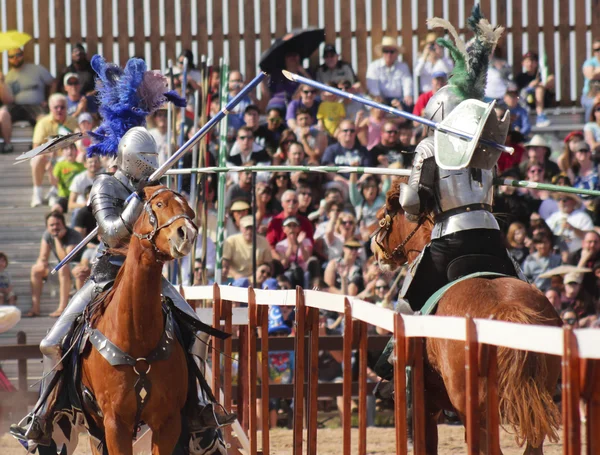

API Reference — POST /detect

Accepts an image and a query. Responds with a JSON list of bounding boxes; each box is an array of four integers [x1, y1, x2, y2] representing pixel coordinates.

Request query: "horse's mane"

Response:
[[385, 177, 434, 232]]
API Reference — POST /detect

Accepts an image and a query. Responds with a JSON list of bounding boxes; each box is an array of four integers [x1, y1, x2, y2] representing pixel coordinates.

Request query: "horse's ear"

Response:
[[140, 182, 162, 201]]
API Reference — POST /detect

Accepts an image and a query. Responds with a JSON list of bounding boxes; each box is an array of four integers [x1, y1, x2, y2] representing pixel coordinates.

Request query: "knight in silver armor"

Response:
[[12, 127, 231, 445], [393, 8, 522, 312]]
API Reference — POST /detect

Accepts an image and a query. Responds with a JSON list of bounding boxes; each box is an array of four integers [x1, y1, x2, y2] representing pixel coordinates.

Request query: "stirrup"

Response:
[[191, 403, 237, 430], [10, 414, 52, 447]]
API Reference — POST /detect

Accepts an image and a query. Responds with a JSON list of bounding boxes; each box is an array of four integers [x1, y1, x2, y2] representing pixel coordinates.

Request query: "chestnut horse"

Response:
[[372, 179, 562, 455], [81, 185, 198, 455]]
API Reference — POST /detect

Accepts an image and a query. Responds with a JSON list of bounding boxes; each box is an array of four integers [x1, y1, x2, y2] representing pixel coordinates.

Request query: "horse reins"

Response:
[[132, 188, 197, 257], [371, 208, 425, 260]]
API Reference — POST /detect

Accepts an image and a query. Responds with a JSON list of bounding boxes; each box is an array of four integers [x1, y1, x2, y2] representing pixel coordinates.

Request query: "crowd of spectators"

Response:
[[4, 34, 600, 425]]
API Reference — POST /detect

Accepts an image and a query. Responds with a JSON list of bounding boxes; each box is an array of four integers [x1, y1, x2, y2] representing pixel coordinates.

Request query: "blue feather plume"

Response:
[[87, 55, 186, 158]]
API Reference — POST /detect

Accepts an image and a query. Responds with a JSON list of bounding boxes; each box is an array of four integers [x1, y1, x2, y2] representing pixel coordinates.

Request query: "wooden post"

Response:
[[247, 288, 258, 455], [17, 331, 27, 391], [259, 305, 270, 455], [357, 320, 368, 455], [412, 337, 426, 455], [237, 325, 248, 430], [306, 306, 320, 455], [212, 284, 222, 394], [342, 298, 353, 455], [393, 314, 408, 455], [465, 316, 479, 454], [562, 327, 581, 455], [222, 299, 234, 448], [480, 344, 500, 455], [292, 287, 306, 455]]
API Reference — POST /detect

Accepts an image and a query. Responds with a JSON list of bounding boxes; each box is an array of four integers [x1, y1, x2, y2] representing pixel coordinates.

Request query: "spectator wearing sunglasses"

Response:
[[370, 120, 409, 168], [63, 72, 95, 118], [322, 120, 372, 180], [337, 79, 368, 123], [366, 37, 413, 110], [254, 107, 287, 155], [285, 84, 320, 130], [227, 126, 271, 182], [5, 47, 54, 126], [518, 135, 560, 181]]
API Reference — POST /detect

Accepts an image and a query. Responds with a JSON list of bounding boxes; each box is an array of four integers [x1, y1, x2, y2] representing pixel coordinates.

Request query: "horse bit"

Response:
[[371, 208, 424, 261], [132, 187, 197, 257]]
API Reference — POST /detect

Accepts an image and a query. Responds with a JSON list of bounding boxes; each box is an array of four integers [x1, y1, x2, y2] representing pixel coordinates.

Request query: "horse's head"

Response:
[[132, 186, 198, 260], [370, 178, 433, 272]]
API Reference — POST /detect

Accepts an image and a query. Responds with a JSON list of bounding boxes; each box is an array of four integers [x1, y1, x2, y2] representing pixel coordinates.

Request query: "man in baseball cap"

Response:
[[514, 50, 556, 127], [315, 44, 357, 86]]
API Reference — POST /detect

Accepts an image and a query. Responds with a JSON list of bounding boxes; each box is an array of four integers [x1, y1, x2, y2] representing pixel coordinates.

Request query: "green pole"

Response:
[[214, 59, 229, 285], [494, 179, 600, 198]]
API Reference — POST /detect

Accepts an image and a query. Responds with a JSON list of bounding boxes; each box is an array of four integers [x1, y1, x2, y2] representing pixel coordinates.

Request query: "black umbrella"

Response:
[[259, 27, 325, 73]]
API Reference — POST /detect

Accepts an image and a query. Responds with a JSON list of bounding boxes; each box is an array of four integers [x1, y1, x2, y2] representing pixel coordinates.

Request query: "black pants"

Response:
[[405, 229, 516, 311]]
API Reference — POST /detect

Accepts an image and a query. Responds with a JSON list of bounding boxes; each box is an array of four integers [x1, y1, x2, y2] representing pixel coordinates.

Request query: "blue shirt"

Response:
[[321, 142, 373, 176], [583, 56, 600, 96], [285, 99, 320, 127], [510, 104, 531, 136]]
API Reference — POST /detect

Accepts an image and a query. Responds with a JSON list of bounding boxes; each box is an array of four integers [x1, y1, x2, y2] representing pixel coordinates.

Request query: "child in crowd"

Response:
[[0, 252, 16, 305], [317, 83, 346, 137]]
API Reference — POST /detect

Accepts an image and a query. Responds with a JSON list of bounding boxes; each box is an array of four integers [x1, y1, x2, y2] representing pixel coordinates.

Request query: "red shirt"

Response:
[[413, 91, 435, 117], [266, 211, 314, 247], [497, 142, 525, 174]]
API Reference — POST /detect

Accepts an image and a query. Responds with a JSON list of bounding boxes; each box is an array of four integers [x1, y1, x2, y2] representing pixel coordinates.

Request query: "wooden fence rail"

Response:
[[1, 0, 597, 105]]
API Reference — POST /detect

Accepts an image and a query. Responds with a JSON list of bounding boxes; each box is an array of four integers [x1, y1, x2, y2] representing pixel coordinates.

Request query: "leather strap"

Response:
[[433, 203, 492, 224]]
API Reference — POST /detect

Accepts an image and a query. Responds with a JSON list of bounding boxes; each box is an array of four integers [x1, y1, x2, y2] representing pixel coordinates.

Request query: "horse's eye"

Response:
[[156, 202, 163, 208]]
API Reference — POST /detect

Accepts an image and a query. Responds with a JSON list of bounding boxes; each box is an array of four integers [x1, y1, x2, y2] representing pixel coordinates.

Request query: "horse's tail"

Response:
[[493, 304, 561, 447]]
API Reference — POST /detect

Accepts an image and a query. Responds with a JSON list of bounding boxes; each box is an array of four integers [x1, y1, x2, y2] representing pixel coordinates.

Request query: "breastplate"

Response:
[[431, 167, 499, 239]]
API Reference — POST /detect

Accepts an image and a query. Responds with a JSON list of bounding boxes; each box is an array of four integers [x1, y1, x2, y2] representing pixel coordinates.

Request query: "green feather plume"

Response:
[[428, 4, 504, 102]]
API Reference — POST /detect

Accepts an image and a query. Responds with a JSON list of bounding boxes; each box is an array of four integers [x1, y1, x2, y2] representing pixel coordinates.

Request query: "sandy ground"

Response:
[[0, 425, 581, 454]]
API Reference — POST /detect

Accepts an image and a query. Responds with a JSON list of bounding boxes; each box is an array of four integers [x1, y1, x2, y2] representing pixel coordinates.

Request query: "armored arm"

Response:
[[399, 137, 436, 222], [89, 175, 145, 248]]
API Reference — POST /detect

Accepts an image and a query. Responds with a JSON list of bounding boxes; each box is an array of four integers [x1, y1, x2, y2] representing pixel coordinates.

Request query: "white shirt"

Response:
[[366, 59, 413, 100], [413, 56, 454, 94], [484, 66, 508, 99], [149, 128, 169, 166], [546, 209, 594, 253], [68, 171, 96, 205]]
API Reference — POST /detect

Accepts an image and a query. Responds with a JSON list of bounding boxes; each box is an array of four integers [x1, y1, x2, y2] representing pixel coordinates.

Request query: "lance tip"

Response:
[[282, 70, 295, 81]]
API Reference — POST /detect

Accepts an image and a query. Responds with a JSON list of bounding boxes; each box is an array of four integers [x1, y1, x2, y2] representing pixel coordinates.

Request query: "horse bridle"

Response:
[[370, 208, 425, 261], [132, 187, 197, 253]]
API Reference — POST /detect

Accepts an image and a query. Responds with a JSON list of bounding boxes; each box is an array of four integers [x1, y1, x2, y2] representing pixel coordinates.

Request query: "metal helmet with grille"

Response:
[[116, 127, 159, 182], [422, 85, 463, 129]]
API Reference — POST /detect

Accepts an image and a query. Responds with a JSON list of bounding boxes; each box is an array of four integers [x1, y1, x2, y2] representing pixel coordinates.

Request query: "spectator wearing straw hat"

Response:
[[366, 37, 413, 110], [518, 134, 560, 180], [546, 193, 594, 254], [222, 215, 272, 280]]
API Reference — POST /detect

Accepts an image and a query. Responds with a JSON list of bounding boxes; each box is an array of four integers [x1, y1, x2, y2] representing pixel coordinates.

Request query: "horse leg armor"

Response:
[[161, 278, 237, 429], [10, 280, 97, 446]]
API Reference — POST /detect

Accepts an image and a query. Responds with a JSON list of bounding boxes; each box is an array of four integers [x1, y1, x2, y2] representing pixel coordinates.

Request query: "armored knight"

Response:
[[397, 7, 521, 311], [11, 57, 234, 448]]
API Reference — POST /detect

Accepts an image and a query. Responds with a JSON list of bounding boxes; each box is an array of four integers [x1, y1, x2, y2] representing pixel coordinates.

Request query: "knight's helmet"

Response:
[[116, 127, 158, 182], [422, 85, 463, 135]]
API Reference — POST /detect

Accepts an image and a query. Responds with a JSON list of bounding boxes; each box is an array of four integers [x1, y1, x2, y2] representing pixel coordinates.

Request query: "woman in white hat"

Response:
[[365, 36, 413, 110]]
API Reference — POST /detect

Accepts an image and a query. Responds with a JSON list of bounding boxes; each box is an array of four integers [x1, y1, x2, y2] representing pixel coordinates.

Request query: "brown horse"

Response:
[[371, 179, 562, 455], [81, 185, 198, 455]]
